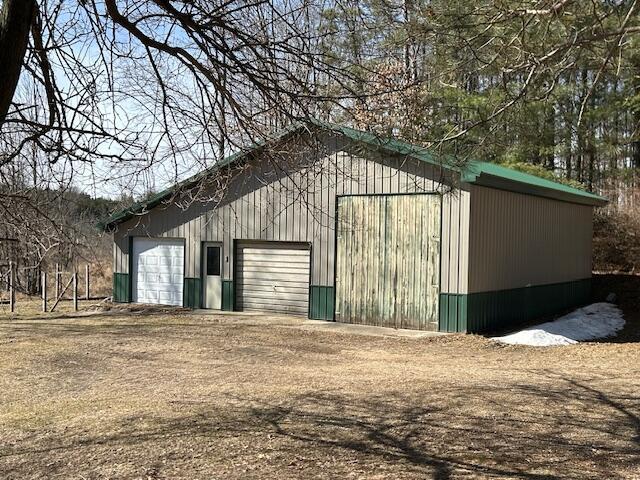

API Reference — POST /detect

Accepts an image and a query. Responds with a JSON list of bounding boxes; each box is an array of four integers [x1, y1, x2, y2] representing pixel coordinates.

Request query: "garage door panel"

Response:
[[237, 273, 309, 284], [158, 290, 179, 303], [236, 242, 310, 316], [137, 266, 184, 276], [242, 261, 309, 273], [237, 282, 308, 293], [238, 276, 309, 284], [239, 295, 308, 304], [132, 238, 184, 307], [238, 291, 309, 302], [237, 249, 310, 257], [240, 266, 307, 281], [239, 300, 309, 312], [239, 257, 311, 264]]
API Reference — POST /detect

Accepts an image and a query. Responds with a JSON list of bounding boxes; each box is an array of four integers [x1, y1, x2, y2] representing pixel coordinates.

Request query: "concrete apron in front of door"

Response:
[[191, 310, 446, 338]]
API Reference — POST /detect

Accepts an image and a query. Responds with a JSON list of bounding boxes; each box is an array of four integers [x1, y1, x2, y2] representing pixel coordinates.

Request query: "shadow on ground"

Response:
[[1, 376, 638, 479]]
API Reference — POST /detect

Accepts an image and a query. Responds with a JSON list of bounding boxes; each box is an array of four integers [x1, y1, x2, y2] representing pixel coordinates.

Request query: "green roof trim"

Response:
[[99, 119, 607, 230], [313, 120, 606, 206], [460, 160, 607, 206]]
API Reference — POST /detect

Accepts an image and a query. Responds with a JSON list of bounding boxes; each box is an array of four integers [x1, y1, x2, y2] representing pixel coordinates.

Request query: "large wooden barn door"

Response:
[[335, 194, 441, 330]]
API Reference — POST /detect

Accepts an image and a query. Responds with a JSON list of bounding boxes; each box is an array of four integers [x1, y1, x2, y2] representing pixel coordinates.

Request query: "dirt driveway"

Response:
[[0, 302, 639, 479]]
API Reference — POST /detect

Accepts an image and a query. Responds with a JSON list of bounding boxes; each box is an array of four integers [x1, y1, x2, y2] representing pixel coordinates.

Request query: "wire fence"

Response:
[[0, 263, 98, 314]]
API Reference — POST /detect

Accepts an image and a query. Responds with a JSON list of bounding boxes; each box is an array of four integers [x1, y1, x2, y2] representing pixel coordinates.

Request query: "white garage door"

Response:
[[236, 242, 310, 316], [132, 238, 184, 306]]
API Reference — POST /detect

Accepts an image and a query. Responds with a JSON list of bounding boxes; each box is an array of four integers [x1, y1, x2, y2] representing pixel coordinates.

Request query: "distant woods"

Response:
[[325, 0, 640, 271], [0, 179, 121, 294], [321, 1, 640, 206]]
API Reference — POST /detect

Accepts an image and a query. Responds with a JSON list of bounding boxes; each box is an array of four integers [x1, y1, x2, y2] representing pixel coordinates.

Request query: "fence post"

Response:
[[55, 263, 60, 299], [73, 272, 78, 311], [42, 271, 47, 312], [85, 264, 90, 300], [9, 261, 14, 313]]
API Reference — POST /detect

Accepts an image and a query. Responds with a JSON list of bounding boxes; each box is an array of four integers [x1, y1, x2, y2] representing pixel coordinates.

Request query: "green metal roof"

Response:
[[99, 119, 607, 230]]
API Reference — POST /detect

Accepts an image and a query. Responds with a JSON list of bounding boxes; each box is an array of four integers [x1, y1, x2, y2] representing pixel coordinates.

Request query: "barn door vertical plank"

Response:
[[361, 196, 368, 324], [341, 197, 350, 324], [422, 196, 431, 328], [421, 196, 431, 329], [383, 195, 393, 327], [353, 196, 363, 324], [408, 196, 418, 329], [424, 195, 433, 329], [365, 196, 374, 324], [349, 196, 358, 324], [425, 196, 434, 327], [344, 197, 353, 324], [381, 196, 390, 327], [397, 196, 405, 328], [336, 197, 348, 323], [403, 196, 411, 328], [429, 196, 442, 328], [389, 195, 399, 329], [415, 196, 426, 329], [374, 196, 383, 326], [396, 196, 405, 328], [408, 195, 416, 328]]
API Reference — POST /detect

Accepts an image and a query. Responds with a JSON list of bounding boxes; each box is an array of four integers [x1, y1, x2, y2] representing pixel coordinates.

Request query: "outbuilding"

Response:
[[101, 120, 607, 333]]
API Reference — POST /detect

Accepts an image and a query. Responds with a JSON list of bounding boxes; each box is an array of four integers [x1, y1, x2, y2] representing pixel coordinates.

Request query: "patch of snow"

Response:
[[491, 303, 625, 347]]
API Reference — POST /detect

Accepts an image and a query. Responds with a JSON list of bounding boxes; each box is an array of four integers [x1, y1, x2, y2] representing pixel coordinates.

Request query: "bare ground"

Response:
[[1, 289, 639, 479]]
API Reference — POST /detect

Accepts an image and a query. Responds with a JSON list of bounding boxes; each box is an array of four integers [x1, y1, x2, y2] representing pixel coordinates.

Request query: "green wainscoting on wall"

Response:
[[439, 278, 592, 333], [438, 294, 468, 333], [222, 280, 234, 311], [466, 278, 591, 333], [113, 273, 130, 303], [309, 286, 335, 320], [183, 278, 202, 309]]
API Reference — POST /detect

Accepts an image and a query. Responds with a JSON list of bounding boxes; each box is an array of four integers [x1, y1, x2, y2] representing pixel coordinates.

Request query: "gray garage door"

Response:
[[236, 242, 310, 316]]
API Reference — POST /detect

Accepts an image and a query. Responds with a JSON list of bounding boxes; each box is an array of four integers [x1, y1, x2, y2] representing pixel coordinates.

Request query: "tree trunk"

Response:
[[564, 105, 573, 179], [576, 68, 589, 183], [0, 0, 35, 129], [544, 102, 555, 170], [632, 53, 640, 168], [587, 93, 597, 190], [563, 74, 573, 179]]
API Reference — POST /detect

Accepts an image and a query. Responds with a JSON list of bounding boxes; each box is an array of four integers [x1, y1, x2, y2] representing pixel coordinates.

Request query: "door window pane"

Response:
[[207, 246, 220, 276]]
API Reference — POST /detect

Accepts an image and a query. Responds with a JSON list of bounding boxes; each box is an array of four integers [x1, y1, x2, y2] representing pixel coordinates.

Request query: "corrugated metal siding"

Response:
[[112, 133, 470, 295], [467, 185, 593, 293]]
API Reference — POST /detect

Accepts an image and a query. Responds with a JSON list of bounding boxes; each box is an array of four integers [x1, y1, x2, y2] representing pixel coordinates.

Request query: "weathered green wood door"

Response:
[[335, 194, 441, 330]]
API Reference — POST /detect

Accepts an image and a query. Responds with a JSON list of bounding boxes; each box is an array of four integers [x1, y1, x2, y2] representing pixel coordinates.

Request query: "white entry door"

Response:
[[203, 243, 222, 309], [132, 238, 184, 306]]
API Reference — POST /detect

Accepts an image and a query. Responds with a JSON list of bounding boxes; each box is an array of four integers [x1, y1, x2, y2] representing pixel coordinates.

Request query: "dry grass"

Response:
[[0, 296, 639, 479]]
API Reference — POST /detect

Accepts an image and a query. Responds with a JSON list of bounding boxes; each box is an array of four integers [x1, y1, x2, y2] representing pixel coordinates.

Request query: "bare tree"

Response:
[[0, 0, 378, 273], [2, 0, 639, 276]]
